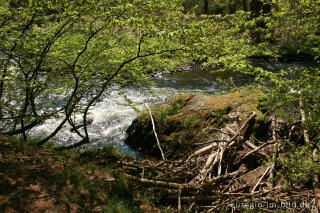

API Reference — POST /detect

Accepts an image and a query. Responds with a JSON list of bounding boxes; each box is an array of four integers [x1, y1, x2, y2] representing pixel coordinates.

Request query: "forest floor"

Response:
[[0, 135, 163, 213]]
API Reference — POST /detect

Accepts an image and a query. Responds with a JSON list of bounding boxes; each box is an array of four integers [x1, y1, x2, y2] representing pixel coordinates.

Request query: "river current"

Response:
[[29, 61, 313, 157]]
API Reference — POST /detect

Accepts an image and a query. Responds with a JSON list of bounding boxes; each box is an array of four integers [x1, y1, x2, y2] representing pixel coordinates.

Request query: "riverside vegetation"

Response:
[[0, 0, 319, 212]]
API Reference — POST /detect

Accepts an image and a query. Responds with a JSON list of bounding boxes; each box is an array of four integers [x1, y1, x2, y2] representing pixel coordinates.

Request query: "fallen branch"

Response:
[[124, 169, 241, 190], [227, 112, 257, 148], [145, 103, 166, 161], [187, 143, 218, 162], [241, 141, 275, 160], [178, 186, 182, 213], [251, 165, 271, 193]]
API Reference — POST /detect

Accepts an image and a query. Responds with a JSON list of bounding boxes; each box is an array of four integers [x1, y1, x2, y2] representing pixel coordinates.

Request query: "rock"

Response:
[[125, 91, 267, 160]]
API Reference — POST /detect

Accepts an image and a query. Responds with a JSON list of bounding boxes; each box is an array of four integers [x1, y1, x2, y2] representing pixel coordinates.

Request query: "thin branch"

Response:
[[145, 103, 166, 161], [251, 165, 271, 193], [241, 141, 275, 160]]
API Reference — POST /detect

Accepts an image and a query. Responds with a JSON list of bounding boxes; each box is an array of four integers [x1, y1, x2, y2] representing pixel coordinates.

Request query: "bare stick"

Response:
[[244, 140, 257, 150], [145, 103, 165, 161], [178, 186, 182, 213], [241, 141, 275, 160], [269, 116, 278, 184], [187, 143, 218, 162], [251, 165, 271, 193], [299, 98, 310, 144], [227, 112, 257, 148], [217, 144, 226, 176], [192, 152, 218, 183], [288, 125, 296, 140], [124, 169, 240, 190]]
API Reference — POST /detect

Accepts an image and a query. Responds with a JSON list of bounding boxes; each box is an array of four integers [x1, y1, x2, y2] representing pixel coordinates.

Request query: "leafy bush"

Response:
[[277, 141, 320, 185]]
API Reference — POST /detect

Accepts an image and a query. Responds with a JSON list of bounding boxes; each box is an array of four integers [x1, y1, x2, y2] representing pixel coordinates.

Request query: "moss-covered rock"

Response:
[[125, 90, 268, 160]]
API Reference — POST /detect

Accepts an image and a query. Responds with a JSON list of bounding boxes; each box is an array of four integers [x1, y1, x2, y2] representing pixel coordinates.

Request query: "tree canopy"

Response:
[[0, 0, 187, 145]]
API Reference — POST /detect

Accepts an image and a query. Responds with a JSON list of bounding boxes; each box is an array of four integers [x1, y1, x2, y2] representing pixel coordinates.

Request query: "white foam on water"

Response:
[[21, 62, 316, 157], [29, 85, 178, 157]]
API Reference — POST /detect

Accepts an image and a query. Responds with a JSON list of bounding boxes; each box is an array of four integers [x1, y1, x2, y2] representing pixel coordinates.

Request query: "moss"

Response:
[[126, 89, 271, 160], [151, 93, 194, 121], [203, 91, 244, 111], [182, 115, 199, 128]]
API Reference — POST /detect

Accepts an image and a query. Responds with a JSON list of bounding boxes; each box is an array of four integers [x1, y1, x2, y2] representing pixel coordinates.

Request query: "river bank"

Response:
[[2, 88, 318, 212]]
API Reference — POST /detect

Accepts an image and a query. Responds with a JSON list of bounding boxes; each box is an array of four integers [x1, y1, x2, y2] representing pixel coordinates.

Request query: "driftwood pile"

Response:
[[118, 111, 318, 212]]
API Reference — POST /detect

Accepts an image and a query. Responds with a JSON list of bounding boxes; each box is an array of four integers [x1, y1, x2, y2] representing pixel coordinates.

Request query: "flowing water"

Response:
[[29, 61, 313, 157]]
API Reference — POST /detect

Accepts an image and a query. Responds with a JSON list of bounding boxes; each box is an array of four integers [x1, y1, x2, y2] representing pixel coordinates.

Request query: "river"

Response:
[[29, 61, 314, 157]]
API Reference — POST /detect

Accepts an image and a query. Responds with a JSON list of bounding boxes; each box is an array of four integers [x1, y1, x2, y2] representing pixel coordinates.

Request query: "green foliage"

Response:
[[175, 0, 320, 187], [0, 0, 187, 142], [261, 66, 320, 186], [263, 67, 320, 140], [276, 140, 320, 185], [266, 0, 320, 58]]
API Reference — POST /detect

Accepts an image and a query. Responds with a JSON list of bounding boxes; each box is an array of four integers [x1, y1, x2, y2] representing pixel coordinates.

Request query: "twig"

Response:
[[145, 103, 165, 161], [288, 125, 296, 140], [244, 140, 257, 150], [218, 143, 226, 176], [269, 116, 278, 184], [178, 185, 182, 213], [241, 141, 275, 160], [227, 112, 257, 147], [188, 202, 195, 212], [251, 165, 271, 193], [226, 126, 237, 136]]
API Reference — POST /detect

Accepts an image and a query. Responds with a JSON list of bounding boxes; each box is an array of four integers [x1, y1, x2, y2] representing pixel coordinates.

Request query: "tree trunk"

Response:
[[229, 1, 235, 14], [250, 0, 262, 17], [204, 0, 209, 14], [243, 0, 247, 11]]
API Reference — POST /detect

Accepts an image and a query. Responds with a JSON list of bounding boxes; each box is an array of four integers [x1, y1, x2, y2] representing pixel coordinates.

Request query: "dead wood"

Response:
[[145, 103, 166, 161], [241, 141, 274, 160], [227, 112, 257, 147], [121, 109, 316, 212]]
